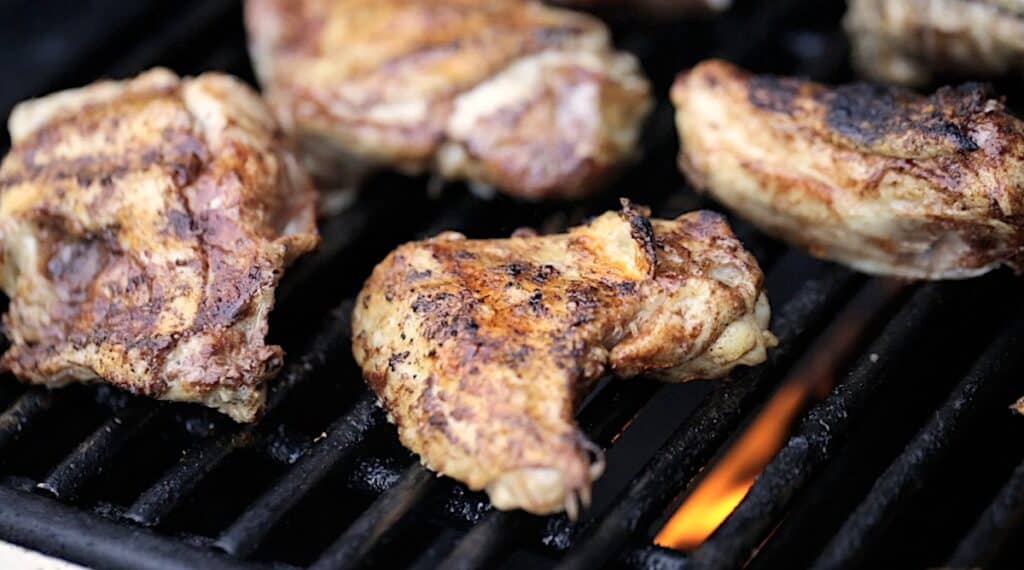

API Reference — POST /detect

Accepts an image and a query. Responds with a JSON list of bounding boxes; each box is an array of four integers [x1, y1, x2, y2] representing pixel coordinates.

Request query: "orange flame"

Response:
[[653, 379, 810, 550], [654, 279, 904, 552]]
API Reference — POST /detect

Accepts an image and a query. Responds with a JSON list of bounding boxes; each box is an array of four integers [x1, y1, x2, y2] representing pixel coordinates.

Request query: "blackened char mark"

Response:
[[533, 264, 560, 283], [505, 262, 525, 277], [167, 209, 196, 238], [388, 351, 410, 371], [411, 292, 455, 313], [528, 290, 546, 315], [823, 82, 991, 153], [618, 198, 656, 274], [748, 74, 801, 114]]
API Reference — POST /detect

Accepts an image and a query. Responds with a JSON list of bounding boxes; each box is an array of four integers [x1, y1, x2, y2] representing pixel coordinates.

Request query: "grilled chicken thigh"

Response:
[[245, 0, 652, 202], [845, 0, 1024, 86], [352, 201, 775, 515], [0, 68, 319, 422], [671, 60, 1024, 279]]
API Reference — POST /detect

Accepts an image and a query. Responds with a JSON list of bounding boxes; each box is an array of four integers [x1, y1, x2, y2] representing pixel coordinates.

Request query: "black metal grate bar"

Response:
[[213, 392, 383, 557], [124, 430, 253, 527], [0, 390, 54, 452], [438, 511, 520, 570], [621, 544, 687, 570], [688, 283, 951, 569], [124, 305, 353, 527], [556, 263, 859, 569], [0, 485, 257, 570], [812, 312, 1024, 569], [950, 456, 1024, 568], [37, 402, 158, 499], [311, 464, 437, 570], [33, 237, 364, 506], [409, 529, 465, 570]]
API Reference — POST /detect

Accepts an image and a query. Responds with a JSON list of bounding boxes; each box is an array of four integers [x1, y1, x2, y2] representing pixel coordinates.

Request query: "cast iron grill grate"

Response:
[[0, 1, 1022, 569]]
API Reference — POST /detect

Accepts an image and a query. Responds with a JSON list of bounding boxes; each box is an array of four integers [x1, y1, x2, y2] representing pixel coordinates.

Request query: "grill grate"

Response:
[[689, 283, 951, 569], [1, 1, 1023, 569], [817, 311, 1024, 569], [952, 455, 1024, 568]]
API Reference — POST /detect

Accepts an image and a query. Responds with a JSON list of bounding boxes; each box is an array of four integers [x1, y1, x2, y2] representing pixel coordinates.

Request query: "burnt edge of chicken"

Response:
[[351, 199, 775, 516], [672, 59, 1024, 280], [0, 68, 319, 422]]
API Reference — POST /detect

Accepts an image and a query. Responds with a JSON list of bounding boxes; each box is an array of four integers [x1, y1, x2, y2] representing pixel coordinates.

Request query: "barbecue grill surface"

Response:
[[1, 1, 1024, 569]]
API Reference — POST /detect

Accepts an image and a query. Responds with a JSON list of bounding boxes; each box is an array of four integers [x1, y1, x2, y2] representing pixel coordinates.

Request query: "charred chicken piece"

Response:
[[671, 59, 1024, 279], [352, 201, 774, 516], [845, 0, 1024, 86], [0, 69, 319, 422], [245, 0, 652, 202]]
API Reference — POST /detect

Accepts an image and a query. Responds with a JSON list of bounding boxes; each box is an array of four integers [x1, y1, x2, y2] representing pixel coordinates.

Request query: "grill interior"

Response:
[[2, 1, 1024, 569]]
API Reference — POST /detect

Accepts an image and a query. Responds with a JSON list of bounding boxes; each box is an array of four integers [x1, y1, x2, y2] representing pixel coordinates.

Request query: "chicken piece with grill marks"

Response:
[[352, 201, 775, 516], [845, 0, 1024, 86], [245, 0, 652, 204], [0, 68, 319, 422], [671, 59, 1024, 280]]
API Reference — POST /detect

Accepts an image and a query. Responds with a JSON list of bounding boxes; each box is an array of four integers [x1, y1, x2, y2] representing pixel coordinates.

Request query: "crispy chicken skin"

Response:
[[245, 0, 652, 201], [352, 201, 775, 515], [845, 0, 1024, 86], [0, 68, 319, 422], [671, 60, 1024, 279]]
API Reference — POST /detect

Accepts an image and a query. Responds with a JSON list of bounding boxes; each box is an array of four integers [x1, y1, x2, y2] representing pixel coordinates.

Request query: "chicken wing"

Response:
[[0, 68, 319, 422], [845, 0, 1024, 86], [352, 201, 774, 515], [671, 59, 1024, 279], [245, 0, 652, 202]]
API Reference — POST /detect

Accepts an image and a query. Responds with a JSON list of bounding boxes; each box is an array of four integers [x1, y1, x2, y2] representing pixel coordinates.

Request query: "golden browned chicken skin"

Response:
[[845, 0, 1024, 86], [245, 0, 652, 202], [671, 59, 1024, 279], [352, 201, 775, 516], [0, 68, 319, 422]]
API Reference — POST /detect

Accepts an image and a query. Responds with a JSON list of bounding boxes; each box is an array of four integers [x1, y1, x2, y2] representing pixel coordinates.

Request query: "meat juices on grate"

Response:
[[352, 201, 775, 516], [244, 0, 652, 205], [672, 59, 1024, 280], [0, 68, 319, 422]]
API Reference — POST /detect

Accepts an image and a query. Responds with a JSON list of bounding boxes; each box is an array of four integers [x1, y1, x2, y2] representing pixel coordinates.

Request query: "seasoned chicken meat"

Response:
[[352, 201, 775, 515], [671, 59, 1024, 279], [245, 0, 652, 202], [0, 68, 319, 422], [845, 0, 1024, 86]]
